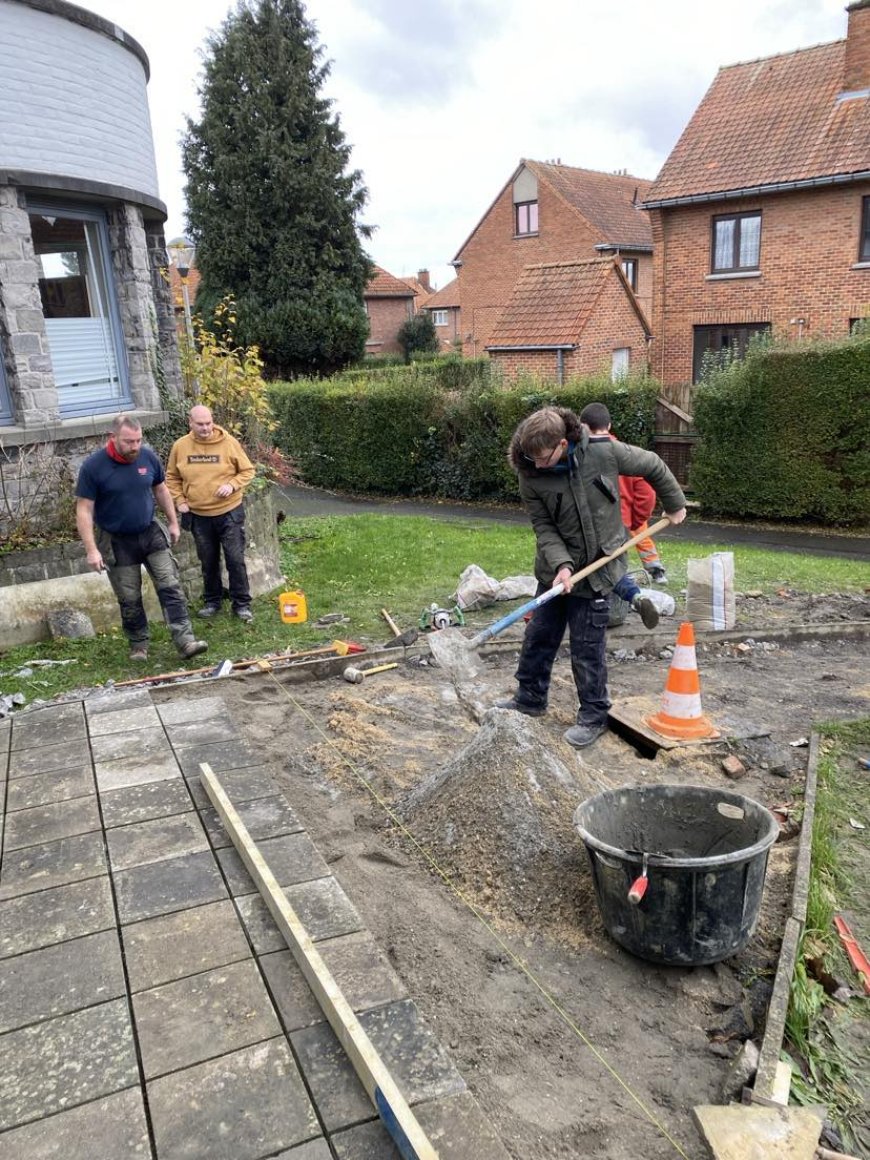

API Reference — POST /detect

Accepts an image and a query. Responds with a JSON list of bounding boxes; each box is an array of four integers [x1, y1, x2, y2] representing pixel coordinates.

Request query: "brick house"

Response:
[[363, 265, 417, 356], [451, 160, 653, 357], [0, 0, 181, 478], [486, 258, 650, 383], [643, 0, 870, 389], [421, 277, 460, 351]]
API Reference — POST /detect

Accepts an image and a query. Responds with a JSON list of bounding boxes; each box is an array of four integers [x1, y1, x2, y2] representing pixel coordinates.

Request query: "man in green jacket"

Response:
[[497, 406, 686, 749]]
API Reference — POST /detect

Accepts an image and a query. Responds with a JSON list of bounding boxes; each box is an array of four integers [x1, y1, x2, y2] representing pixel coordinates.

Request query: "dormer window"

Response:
[[515, 201, 538, 236], [712, 211, 761, 273], [861, 197, 870, 262]]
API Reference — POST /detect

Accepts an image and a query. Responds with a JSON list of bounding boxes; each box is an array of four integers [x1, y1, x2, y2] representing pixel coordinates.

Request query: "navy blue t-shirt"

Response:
[[76, 446, 164, 535]]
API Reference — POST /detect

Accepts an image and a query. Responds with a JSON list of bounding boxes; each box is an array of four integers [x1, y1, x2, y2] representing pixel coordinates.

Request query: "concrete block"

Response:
[[10, 703, 85, 750], [87, 704, 161, 736], [184, 763, 275, 806], [693, 1102, 823, 1159], [6, 765, 93, 809], [199, 794, 304, 848], [174, 738, 260, 778], [95, 751, 181, 793], [166, 716, 240, 747], [4, 794, 101, 850], [8, 738, 90, 777], [156, 695, 228, 725], [236, 876, 363, 954], [89, 725, 172, 765]]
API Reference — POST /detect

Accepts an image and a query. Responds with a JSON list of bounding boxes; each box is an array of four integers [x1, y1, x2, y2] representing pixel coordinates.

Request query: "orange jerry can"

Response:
[[279, 588, 307, 624]]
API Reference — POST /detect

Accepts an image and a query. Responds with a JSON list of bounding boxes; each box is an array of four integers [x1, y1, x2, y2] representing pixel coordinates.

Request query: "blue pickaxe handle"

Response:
[[467, 516, 672, 650]]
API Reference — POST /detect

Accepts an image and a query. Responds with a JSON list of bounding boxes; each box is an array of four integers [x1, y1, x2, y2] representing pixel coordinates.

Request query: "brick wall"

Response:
[[458, 179, 652, 356], [365, 296, 413, 355], [431, 306, 461, 351], [649, 182, 870, 386], [492, 273, 650, 383]]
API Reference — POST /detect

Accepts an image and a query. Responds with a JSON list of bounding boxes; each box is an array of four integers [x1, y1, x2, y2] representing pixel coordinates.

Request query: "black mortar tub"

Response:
[[574, 784, 779, 966]]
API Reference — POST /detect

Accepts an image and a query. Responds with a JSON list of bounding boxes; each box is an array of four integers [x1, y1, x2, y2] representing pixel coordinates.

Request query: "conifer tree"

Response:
[[182, 0, 373, 376]]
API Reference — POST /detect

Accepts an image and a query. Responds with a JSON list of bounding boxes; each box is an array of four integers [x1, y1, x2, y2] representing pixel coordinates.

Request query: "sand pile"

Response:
[[398, 708, 615, 931]]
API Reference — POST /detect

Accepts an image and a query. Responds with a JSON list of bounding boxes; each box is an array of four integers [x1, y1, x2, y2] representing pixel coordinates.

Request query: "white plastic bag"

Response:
[[452, 565, 537, 611], [686, 552, 735, 631]]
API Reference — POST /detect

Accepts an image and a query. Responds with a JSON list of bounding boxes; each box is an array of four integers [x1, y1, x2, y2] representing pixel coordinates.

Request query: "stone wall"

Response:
[[0, 486, 284, 647]]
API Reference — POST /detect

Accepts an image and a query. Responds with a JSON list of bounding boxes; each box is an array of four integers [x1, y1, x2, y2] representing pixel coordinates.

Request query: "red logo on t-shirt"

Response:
[[138, 468, 148, 474]]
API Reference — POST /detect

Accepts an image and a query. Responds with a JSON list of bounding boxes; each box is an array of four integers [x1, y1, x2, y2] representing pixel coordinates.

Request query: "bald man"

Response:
[[166, 406, 256, 621]]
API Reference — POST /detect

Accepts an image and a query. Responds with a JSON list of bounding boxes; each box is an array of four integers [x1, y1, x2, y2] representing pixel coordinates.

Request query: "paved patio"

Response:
[[0, 690, 509, 1159]]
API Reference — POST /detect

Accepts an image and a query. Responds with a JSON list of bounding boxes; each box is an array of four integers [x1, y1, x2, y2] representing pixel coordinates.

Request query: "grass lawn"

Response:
[[0, 512, 867, 705]]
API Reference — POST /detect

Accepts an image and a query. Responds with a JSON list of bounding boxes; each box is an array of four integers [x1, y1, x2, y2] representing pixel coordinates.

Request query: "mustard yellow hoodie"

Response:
[[166, 426, 255, 517]]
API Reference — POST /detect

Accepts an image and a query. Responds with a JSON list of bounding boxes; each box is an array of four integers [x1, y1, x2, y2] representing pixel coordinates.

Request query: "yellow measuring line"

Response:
[[266, 673, 692, 1160]]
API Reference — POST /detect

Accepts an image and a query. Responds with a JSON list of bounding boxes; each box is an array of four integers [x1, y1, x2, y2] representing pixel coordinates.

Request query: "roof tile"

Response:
[[487, 259, 617, 347]]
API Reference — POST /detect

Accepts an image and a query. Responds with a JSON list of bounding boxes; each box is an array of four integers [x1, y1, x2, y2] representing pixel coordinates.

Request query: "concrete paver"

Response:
[[0, 876, 114, 958], [0, 998, 138, 1130], [147, 1038, 321, 1160], [123, 899, 252, 993], [0, 928, 125, 1033], [0, 689, 508, 1158], [0, 1087, 151, 1159]]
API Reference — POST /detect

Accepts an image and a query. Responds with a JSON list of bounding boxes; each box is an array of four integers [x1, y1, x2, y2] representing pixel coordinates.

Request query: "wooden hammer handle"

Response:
[[381, 608, 401, 637]]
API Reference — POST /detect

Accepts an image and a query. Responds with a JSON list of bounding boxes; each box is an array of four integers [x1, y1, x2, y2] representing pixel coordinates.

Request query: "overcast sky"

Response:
[[84, 0, 848, 290]]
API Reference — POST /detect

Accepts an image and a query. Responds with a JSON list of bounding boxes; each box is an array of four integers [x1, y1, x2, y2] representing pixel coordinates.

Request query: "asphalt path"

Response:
[[277, 484, 870, 561]]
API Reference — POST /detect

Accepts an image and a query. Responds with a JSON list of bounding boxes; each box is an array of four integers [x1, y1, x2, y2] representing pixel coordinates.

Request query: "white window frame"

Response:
[[611, 347, 630, 381], [431, 309, 448, 327], [29, 201, 131, 418]]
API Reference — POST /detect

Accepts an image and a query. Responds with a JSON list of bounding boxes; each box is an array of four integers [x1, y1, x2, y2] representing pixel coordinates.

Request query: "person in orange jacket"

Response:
[[580, 403, 668, 584]]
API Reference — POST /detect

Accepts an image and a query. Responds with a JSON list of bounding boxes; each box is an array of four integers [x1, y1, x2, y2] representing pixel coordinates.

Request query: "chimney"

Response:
[[417, 269, 431, 292], [844, 0, 870, 93]]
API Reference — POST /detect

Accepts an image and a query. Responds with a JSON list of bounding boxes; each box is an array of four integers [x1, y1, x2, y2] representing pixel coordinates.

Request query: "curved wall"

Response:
[[0, 0, 160, 201]]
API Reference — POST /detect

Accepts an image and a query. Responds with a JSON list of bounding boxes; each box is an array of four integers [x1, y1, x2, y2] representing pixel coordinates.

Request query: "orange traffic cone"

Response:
[[644, 622, 719, 740]]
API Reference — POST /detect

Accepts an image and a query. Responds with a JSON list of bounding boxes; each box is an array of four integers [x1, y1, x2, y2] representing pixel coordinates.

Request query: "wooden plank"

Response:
[[656, 395, 694, 425], [200, 763, 438, 1160]]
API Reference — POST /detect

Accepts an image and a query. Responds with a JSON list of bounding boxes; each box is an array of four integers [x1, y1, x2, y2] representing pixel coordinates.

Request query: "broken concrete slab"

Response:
[[692, 1102, 823, 1159], [46, 608, 95, 640]]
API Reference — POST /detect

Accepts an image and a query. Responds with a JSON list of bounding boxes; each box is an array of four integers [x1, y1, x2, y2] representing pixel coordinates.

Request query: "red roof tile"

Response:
[[487, 258, 624, 347], [423, 278, 459, 309], [645, 39, 870, 204], [365, 265, 416, 298], [527, 162, 653, 248]]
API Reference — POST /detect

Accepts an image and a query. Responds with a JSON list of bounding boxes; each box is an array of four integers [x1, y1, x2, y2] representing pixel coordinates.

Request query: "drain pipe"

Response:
[[556, 348, 564, 385]]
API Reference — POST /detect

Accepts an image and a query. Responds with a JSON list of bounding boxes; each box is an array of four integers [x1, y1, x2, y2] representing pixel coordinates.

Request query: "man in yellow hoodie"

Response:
[[166, 405, 256, 622]]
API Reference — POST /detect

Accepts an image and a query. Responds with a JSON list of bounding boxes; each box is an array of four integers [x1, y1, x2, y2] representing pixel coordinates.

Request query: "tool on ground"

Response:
[[644, 621, 719, 740], [200, 764, 438, 1160], [287, 639, 366, 662], [627, 852, 650, 905], [428, 517, 670, 672], [381, 608, 419, 648], [343, 662, 399, 684], [834, 915, 870, 995], [419, 602, 465, 631]]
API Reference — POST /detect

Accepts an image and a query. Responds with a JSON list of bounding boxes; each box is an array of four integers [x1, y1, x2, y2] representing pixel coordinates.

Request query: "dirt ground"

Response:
[[157, 592, 870, 1160]]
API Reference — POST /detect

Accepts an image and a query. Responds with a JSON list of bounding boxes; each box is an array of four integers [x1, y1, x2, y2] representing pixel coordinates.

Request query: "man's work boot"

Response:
[[647, 566, 668, 585], [198, 604, 221, 619], [234, 607, 254, 623], [129, 646, 149, 662], [563, 721, 608, 749], [180, 640, 208, 659], [494, 697, 547, 717], [631, 593, 659, 630]]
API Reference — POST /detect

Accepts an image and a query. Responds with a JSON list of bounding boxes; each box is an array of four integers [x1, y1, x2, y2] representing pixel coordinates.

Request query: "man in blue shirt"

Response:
[[76, 414, 207, 663]]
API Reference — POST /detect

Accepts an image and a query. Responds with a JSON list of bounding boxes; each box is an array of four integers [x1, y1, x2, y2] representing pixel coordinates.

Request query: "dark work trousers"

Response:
[[190, 505, 251, 611], [514, 587, 611, 726], [98, 522, 196, 650]]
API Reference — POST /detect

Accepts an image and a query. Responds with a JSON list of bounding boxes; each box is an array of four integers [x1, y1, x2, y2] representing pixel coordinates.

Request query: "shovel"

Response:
[[428, 517, 672, 676]]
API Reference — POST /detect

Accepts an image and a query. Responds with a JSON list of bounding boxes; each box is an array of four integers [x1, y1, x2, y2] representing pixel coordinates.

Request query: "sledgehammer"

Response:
[[342, 662, 399, 684]]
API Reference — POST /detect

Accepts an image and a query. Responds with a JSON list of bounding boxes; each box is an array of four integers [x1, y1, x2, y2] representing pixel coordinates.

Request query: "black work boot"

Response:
[[494, 697, 547, 718]]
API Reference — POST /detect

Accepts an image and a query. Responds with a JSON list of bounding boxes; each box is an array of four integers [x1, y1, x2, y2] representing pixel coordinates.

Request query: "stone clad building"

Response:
[[0, 0, 180, 510]]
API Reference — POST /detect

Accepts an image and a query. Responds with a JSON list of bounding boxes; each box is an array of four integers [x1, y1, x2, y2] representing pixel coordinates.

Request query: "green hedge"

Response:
[[268, 370, 658, 502], [691, 337, 870, 525]]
